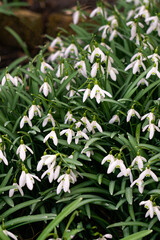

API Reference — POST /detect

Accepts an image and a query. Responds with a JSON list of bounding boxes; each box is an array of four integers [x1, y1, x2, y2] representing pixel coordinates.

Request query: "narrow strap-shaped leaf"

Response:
[[120, 230, 152, 240]]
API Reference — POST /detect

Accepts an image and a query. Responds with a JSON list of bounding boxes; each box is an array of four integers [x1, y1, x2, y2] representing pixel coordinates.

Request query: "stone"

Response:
[[0, 9, 43, 49]]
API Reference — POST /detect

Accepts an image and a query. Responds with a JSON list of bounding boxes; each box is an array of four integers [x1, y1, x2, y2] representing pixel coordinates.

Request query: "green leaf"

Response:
[[37, 198, 82, 240], [120, 230, 152, 240], [0, 168, 13, 188], [109, 181, 115, 195], [125, 187, 133, 205]]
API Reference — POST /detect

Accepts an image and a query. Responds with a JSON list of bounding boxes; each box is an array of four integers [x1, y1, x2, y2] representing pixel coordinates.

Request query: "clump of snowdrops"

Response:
[[0, 0, 160, 239]]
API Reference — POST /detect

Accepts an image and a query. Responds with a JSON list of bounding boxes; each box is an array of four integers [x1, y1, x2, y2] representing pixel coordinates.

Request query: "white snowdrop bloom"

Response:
[[3, 230, 18, 240], [141, 112, 155, 123], [96, 233, 112, 240], [79, 87, 91, 102], [9, 182, 24, 197], [139, 167, 158, 182], [84, 44, 92, 60], [142, 122, 160, 139], [75, 130, 89, 144], [90, 84, 112, 104], [107, 157, 127, 176], [28, 103, 41, 120], [109, 115, 120, 125], [90, 47, 106, 63], [47, 50, 63, 62], [130, 52, 144, 62], [43, 128, 58, 146], [20, 115, 32, 128], [41, 162, 59, 183], [39, 82, 52, 97], [134, 5, 150, 21], [148, 53, 160, 64], [127, 10, 135, 20], [57, 171, 77, 194], [125, 58, 146, 74], [146, 16, 160, 35], [131, 155, 147, 171], [91, 62, 104, 77], [117, 167, 133, 183], [1, 73, 17, 86], [60, 76, 76, 91], [90, 6, 107, 18], [0, 149, 8, 165], [126, 21, 144, 41], [16, 142, 33, 161], [19, 170, 41, 190], [40, 61, 53, 74], [13, 76, 23, 85], [146, 64, 160, 79], [64, 43, 78, 58], [56, 63, 64, 78], [142, 39, 154, 50], [107, 66, 119, 81], [64, 111, 76, 124], [137, 78, 149, 87], [42, 113, 55, 127], [90, 120, 103, 133], [67, 89, 79, 98], [130, 178, 144, 193], [107, 15, 118, 28], [126, 108, 140, 122], [74, 60, 87, 78], [81, 116, 92, 132], [60, 128, 75, 144], [50, 36, 63, 48], [99, 24, 111, 39], [140, 200, 154, 218], [73, 10, 86, 24], [100, 42, 113, 52], [37, 154, 57, 171], [81, 146, 94, 158], [153, 206, 160, 221]]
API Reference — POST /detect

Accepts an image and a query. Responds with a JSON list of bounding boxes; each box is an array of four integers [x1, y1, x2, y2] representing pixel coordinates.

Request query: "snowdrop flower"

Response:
[[139, 199, 154, 218], [13, 76, 23, 85], [96, 233, 112, 240], [0, 149, 8, 165], [91, 62, 104, 77], [153, 205, 160, 221], [50, 36, 63, 49], [81, 115, 92, 132], [146, 64, 160, 79], [19, 170, 41, 190], [146, 16, 160, 35], [43, 128, 58, 146], [56, 63, 64, 78], [126, 108, 140, 122], [28, 102, 42, 120], [131, 154, 147, 171], [101, 153, 115, 165], [37, 154, 57, 171], [90, 119, 103, 133], [148, 52, 160, 64], [81, 146, 94, 158], [60, 128, 75, 144], [3, 230, 18, 240], [90, 83, 112, 104], [39, 81, 52, 97], [125, 58, 146, 74], [9, 182, 24, 197], [137, 78, 148, 87], [1, 73, 17, 86], [130, 178, 144, 193], [107, 155, 127, 176], [99, 24, 111, 39], [90, 47, 106, 63], [109, 114, 120, 125], [20, 115, 32, 128], [134, 5, 150, 20], [60, 76, 76, 91], [74, 60, 87, 78], [40, 61, 53, 74], [127, 9, 135, 20], [16, 140, 33, 161], [139, 167, 158, 182], [41, 163, 61, 183], [90, 6, 107, 18], [42, 113, 55, 127], [117, 167, 133, 183], [47, 50, 64, 62], [141, 112, 155, 123], [107, 66, 119, 81], [64, 43, 78, 58], [64, 111, 76, 124], [79, 85, 91, 102], [142, 121, 160, 139], [57, 170, 77, 194], [75, 129, 89, 144], [126, 21, 144, 41], [73, 9, 86, 24]]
